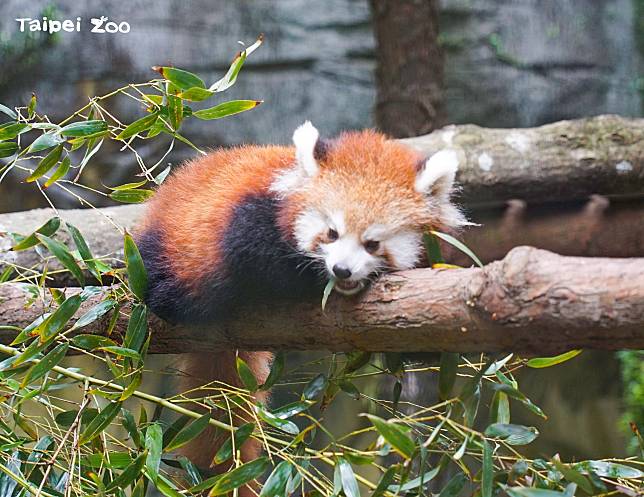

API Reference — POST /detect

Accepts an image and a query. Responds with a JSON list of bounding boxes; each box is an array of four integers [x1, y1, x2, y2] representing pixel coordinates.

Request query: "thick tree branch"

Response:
[[1, 247, 643, 354], [402, 114, 643, 206]]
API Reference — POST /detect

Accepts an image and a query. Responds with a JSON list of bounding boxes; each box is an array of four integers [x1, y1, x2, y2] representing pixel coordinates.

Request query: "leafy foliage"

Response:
[[0, 37, 641, 497]]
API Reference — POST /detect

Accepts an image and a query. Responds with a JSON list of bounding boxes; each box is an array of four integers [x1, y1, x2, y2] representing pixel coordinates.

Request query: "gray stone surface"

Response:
[[1, 0, 640, 144], [440, 0, 642, 126], [0, 0, 375, 147]]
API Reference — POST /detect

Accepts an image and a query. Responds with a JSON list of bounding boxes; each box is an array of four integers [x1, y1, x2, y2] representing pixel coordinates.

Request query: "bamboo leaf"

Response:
[[259, 461, 292, 497], [208, 35, 262, 92], [121, 408, 142, 449], [0, 142, 18, 158], [503, 486, 567, 497], [423, 232, 445, 265], [11, 217, 60, 251], [105, 450, 147, 491], [260, 351, 284, 391], [574, 460, 643, 479], [66, 222, 100, 280], [0, 123, 29, 141], [208, 457, 269, 496], [490, 384, 546, 419], [337, 458, 360, 497], [551, 457, 593, 494], [482, 440, 493, 497], [145, 423, 163, 482], [59, 120, 108, 137], [430, 230, 483, 267], [110, 189, 155, 204], [365, 414, 415, 459], [79, 401, 122, 445], [98, 346, 142, 360], [28, 132, 64, 152], [439, 352, 459, 401], [526, 350, 582, 368], [132, 478, 146, 497], [490, 391, 511, 424], [70, 299, 116, 331], [56, 409, 99, 428], [37, 234, 85, 286], [178, 456, 202, 486], [321, 278, 335, 310], [179, 87, 215, 101], [26, 144, 63, 183], [120, 371, 143, 400], [39, 294, 82, 342], [193, 100, 262, 120], [153, 474, 184, 497], [236, 356, 258, 392], [71, 334, 116, 350], [484, 423, 539, 446], [116, 113, 159, 140], [154, 67, 205, 90], [106, 180, 147, 191], [303, 373, 327, 400], [454, 435, 469, 460], [339, 380, 360, 400], [43, 156, 71, 188], [213, 422, 254, 465], [124, 304, 148, 353], [387, 467, 441, 493], [124, 233, 148, 300], [372, 467, 396, 497], [438, 473, 468, 497], [164, 413, 211, 452], [256, 405, 299, 435], [0, 103, 17, 120], [20, 342, 69, 387]]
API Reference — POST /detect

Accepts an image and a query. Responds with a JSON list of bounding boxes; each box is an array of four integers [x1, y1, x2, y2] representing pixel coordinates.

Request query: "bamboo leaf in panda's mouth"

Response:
[[321, 277, 336, 310]]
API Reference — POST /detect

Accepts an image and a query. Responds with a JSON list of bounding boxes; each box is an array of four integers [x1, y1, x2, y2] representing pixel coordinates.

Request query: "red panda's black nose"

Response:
[[332, 264, 352, 280]]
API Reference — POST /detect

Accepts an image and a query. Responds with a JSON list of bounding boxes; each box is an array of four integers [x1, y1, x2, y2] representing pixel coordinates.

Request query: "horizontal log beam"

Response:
[[403, 114, 644, 206], [457, 195, 644, 265], [1, 247, 643, 354]]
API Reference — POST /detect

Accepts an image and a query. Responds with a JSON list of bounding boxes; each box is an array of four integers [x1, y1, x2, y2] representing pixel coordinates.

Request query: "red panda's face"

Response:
[[272, 122, 467, 296]]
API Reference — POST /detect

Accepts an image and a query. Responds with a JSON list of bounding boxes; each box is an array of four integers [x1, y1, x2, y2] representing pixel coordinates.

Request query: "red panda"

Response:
[[135, 121, 466, 473]]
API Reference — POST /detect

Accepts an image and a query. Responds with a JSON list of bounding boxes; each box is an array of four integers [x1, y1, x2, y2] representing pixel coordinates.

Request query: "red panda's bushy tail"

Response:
[[175, 351, 273, 471]]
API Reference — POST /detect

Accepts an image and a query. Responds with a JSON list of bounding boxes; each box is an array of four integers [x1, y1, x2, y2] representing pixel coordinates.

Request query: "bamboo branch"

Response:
[[1, 247, 643, 353]]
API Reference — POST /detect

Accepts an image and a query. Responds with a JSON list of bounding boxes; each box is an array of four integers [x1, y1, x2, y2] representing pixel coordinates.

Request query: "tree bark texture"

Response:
[[401, 115, 644, 206], [1, 247, 642, 354], [370, 0, 446, 137]]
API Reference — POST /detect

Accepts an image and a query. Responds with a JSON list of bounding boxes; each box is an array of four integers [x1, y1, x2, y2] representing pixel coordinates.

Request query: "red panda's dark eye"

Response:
[[364, 240, 380, 254], [327, 228, 339, 241]]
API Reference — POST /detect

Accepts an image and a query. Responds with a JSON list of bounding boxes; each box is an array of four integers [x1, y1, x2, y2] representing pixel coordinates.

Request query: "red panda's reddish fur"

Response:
[[139, 146, 296, 291]]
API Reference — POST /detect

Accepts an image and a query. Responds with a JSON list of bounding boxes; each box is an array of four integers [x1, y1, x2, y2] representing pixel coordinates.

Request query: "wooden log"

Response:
[[1, 247, 642, 354], [402, 114, 644, 206]]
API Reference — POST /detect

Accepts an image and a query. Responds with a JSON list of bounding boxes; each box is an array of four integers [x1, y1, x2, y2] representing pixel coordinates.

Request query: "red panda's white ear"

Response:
[[292, 121, 320, 177], [415, 149, 459, 199]]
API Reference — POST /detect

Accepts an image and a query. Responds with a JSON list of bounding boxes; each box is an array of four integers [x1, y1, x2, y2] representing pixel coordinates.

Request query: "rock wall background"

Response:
[[1, 0, 641, 147]]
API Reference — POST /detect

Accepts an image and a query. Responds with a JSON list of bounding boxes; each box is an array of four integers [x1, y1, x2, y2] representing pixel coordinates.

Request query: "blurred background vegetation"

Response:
[[0, 0, 642, 464]]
